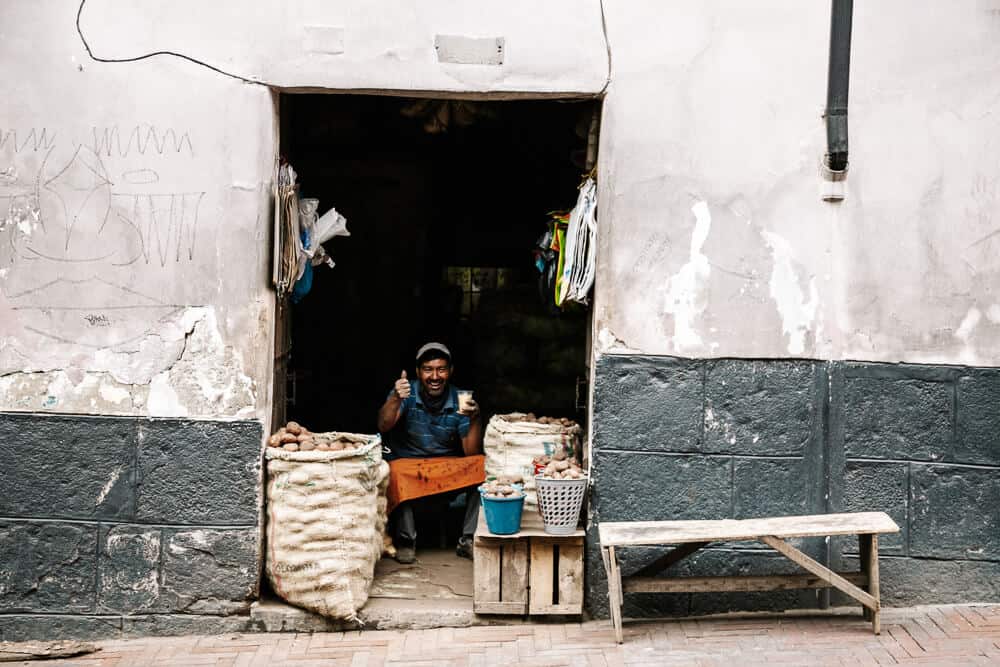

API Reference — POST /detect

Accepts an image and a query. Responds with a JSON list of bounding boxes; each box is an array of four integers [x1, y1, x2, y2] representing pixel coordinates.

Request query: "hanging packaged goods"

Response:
[[273, 163, 349, 301], [532, 176, 598, 310], [557, 177, 598, 305]]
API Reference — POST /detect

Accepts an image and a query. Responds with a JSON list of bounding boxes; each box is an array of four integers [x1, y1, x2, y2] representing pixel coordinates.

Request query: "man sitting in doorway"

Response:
[[377, 342, 484, 564]]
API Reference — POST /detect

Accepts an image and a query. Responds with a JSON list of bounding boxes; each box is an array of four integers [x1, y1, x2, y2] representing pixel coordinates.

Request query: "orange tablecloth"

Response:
[[386, 455, 486, 515]]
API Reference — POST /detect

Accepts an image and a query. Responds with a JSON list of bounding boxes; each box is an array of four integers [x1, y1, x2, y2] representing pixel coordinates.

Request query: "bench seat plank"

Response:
[[600, 512, 898, 547]]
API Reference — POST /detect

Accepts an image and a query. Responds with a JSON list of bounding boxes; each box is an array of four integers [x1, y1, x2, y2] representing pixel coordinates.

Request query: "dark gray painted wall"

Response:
[[0, 414, 263, 640], [588, 356, 1000, 618]]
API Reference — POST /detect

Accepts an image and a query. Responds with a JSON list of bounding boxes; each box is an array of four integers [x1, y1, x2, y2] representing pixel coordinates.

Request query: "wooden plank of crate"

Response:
[[556, 539, 584, 613], [501, 541, 529, 610], [528, 540, 554, 614], [529, 538, 584, 615], [624, 572, 869, 593], [476, 510, 585, 540], [473, 540, 529, 614], [473, 541, 501, 610], [475, 601, 530, 614]]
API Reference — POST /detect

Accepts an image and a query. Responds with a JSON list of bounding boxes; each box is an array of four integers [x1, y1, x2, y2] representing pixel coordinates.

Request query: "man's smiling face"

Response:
[[417, 358, 451, 397]]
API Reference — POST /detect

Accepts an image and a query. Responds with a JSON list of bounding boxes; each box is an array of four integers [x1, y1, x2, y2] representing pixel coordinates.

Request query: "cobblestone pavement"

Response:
[[25, 604, 1000, 666]]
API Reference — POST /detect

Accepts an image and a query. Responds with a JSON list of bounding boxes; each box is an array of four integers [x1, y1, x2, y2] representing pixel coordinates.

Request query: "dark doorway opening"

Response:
[[278, 94, 598, 436]]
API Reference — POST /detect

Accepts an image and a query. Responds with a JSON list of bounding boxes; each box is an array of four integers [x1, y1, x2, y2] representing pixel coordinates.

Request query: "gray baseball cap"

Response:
[[415, 342, 452, 362]]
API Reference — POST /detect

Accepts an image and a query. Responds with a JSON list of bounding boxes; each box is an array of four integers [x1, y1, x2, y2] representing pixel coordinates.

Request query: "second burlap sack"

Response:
[[483, 413, 581, 506]]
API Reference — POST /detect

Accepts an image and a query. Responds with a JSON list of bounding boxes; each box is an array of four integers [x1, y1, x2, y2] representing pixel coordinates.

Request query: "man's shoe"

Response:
[[456, 535, 473, 560], [395, 545, 416, 564]]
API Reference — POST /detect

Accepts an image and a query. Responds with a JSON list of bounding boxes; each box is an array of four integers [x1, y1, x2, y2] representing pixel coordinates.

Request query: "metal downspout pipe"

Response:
[[823, 0, 854, 199]]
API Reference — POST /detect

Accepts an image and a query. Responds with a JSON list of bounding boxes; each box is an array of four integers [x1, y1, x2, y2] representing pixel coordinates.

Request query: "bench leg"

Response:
[[862, 534, 881, 635], [605, 546, 624, 644], [859, 534, 872, 622], [761, 535, 878, 620]]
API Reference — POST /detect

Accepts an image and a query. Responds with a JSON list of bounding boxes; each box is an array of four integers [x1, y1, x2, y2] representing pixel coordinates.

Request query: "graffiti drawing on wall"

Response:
[[3, 126, 204, 267], [0, 125, 205, 351]]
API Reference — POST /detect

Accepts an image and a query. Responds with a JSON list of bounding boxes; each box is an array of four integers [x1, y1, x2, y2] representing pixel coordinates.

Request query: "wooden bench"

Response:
[[599, 512, 900, 643]]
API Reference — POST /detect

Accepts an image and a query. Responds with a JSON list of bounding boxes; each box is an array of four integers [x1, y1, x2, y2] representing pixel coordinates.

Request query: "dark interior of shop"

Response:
[[280, 94, 596, 438]]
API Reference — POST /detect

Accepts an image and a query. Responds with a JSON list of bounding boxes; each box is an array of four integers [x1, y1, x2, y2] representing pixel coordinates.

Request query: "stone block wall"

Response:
[[0, 414, 262, 640], [587, 356, 1000, 618]]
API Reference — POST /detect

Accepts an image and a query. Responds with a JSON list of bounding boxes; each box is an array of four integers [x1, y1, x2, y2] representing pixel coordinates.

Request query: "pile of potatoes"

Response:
[[508, 413, 578, 428], [534, 446, 586, 480], [481, 474, 525, 499], [267, 421, 367, 453]]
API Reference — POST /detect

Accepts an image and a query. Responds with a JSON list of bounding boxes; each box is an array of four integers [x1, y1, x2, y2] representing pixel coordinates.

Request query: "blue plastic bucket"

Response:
[[481, 492, 525, 535]]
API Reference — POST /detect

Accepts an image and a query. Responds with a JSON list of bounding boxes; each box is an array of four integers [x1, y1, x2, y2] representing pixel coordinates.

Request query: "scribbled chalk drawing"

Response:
[[1, 125, 205, 353], [0, 128, 57, 154], [92, 125, 194, 157], [0, 128, 53, 233], [122, 169, 159, 184], [3, 127, 203, 267], [7, 276, 187, 348], [111, 191, 204, 266]]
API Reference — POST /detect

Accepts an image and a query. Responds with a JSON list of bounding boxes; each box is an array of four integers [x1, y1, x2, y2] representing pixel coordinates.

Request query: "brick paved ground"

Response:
[[23, 604, 1000, 666]]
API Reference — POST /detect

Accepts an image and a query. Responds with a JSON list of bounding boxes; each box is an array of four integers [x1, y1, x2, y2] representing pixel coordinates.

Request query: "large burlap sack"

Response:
[[265, 433, 390, 621], [484, 413, 581, 506]]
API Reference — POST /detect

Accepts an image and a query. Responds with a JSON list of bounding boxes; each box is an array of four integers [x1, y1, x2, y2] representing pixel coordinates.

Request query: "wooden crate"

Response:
[[474, 511, 584, 616]]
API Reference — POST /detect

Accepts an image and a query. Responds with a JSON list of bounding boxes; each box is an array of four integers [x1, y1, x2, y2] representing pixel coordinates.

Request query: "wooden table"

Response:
[[599, 512, 900, 643], [474, 510, 585, 615]]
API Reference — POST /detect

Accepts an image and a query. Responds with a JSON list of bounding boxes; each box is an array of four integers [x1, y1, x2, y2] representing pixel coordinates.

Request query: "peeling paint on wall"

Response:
[[955, 307, 981, 342], [662, 201, 712, 353], [0, 306, 257, 418], [596, 327, 640, 355], [761, 230, 819, 355]]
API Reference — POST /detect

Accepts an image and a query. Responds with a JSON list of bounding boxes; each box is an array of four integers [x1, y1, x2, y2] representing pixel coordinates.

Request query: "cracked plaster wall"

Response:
[[0, 1, 277, 420], [594, 1, 1000, 366]]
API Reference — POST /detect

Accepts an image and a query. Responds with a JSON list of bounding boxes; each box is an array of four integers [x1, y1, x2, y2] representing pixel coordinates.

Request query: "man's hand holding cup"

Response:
[[458, 391, 479, 420]]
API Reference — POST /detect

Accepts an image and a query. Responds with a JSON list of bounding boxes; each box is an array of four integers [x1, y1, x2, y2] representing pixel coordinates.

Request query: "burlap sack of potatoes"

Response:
[[484, 413, 581, 506], [265, 432, 389, 621]]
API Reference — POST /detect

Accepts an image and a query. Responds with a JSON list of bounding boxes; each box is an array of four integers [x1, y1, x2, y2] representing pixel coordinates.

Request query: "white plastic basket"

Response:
[[534, 475, 588, 535]]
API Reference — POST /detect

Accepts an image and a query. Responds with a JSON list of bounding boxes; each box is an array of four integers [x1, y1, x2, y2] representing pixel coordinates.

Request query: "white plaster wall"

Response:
[[5, 0, 998, 425], [76, 0, 608, 96], [0, 0, 277, 419], [595, 0, 1000, 366], [0, 0, 606, 420]]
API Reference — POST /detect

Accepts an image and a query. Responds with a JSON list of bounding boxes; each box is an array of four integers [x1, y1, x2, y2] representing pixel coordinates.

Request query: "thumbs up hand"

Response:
[[393, 370, 411, 400]]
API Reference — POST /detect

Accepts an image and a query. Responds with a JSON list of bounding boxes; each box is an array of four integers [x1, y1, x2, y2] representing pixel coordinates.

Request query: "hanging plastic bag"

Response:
[[557, 178, 598, 305], [314, 206, 350, 246]]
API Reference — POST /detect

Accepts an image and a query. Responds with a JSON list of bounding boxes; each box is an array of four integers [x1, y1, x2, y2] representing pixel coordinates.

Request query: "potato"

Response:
[[330, 441, 345, 451], [552, 447, 568, 462], [317, 443, 331, 451], [297, 433, 312, 443], [268, 434, 281, 447], [299, 440, 316, 452], [280, 433, 298, 444], [283, 442, 300, 452], [286, 421, 303, 435], [554, 460, 570, 472]]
